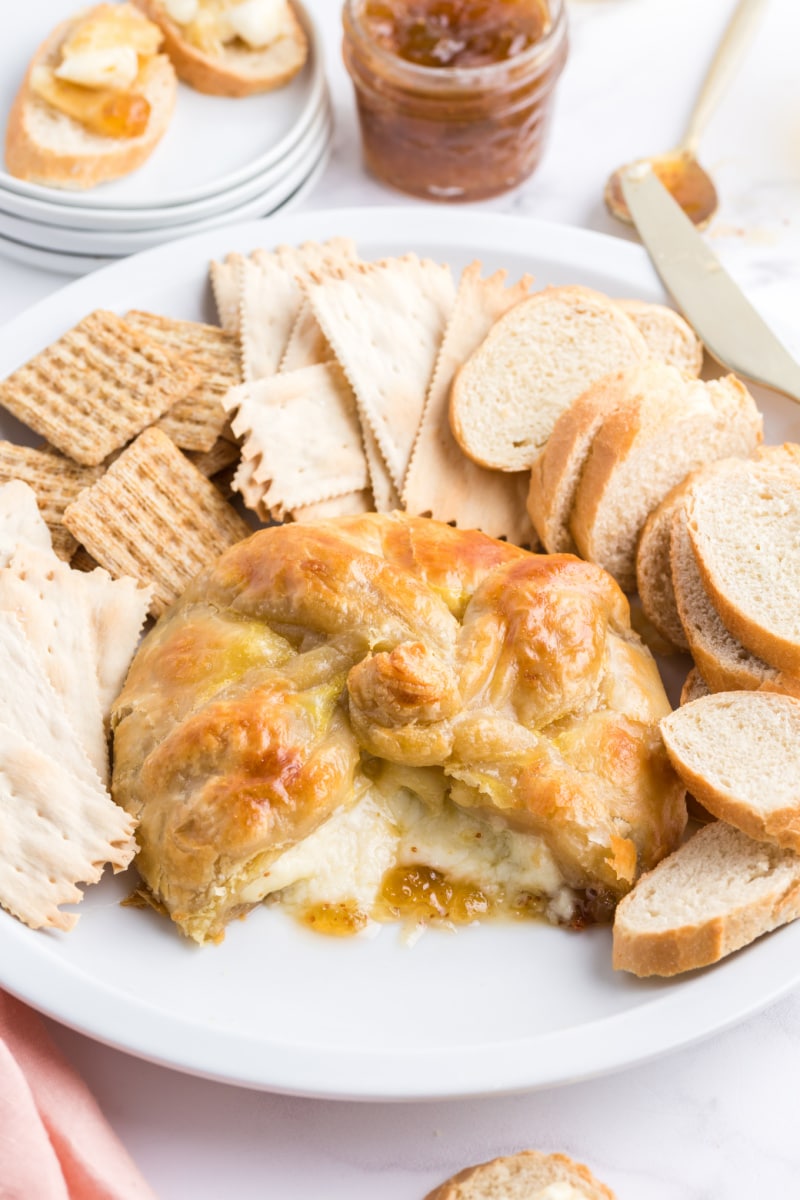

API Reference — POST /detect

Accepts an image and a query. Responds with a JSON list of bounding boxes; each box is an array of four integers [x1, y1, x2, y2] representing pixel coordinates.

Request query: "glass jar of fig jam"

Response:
[[342, 0, 568, 201]]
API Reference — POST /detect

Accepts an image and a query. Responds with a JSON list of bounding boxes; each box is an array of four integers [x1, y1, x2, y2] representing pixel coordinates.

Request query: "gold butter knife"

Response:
[[620, 165, 800, 405]]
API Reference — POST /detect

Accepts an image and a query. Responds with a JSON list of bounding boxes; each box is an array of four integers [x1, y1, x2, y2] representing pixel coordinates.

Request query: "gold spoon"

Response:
[[605, 0, 768, 229]]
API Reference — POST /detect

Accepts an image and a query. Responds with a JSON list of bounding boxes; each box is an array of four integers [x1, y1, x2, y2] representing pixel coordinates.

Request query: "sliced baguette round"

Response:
[[5, 6, 177, 190], [616, 299, 703, 377], [686, 447, 800, 674], [570, 369, 762, 592], [450, 286, 648, 472], [527, 370, 628, 554], [670, 494, 800, 696], [612, 820, 800, 977], [635, 476, 693, 651], [424, 1151, 615, 1200], [680, 667, 710, 706], [133, 0, 308, 97], [660, 692, 800, 853]]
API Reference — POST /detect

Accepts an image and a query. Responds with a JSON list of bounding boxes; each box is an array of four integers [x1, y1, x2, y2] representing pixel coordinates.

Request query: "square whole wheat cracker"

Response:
[[239, 239, 358, 383], [403, 262, 538, 546], [224, 363, 369, 519], [0, 311, 201, 466], [0, 441, 103, 559], [125, 310, 241, 453], [63, 427, 251, 617], [186, 437, 241, 479], [0, 722, 136, 932], [304, 255, 456, 493]]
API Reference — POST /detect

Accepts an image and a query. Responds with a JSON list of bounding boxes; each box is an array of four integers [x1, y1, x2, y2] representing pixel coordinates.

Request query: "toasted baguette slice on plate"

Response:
[[133, 0, 308, 97], [660, 692, 800, 853], [613, 820, 800, 977], [450, 285, 648, 472], [424, 1150, 615, 1200], [5, 4, 177, 190]]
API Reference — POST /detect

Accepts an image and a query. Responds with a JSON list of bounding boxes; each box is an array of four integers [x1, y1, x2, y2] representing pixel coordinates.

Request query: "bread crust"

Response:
[[132, 0, 308, 97], [424, 1150, 616, 1200], [661, 693, 800, 854], [613, 828, 800, 978], [5, 8, 177, 189]]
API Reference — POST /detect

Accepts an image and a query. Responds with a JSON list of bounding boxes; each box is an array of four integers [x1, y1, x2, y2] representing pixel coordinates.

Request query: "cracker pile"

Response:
[[213, 241, 540, 543], [0, 307, 250, 612], [0, 481, 149, 932]]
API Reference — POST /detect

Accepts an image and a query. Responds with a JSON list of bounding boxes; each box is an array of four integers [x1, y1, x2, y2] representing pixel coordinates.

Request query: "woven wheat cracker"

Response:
[[0, 723, 136, 932], [0, 441, 102, 559], [126, 310, 241, 452], [63, 427, 250, 616], [305, 254, 456, 491], [0, 310, 200, 466], [225, 364, 368, 519], [186, 437, 241, 479], [403, 262, 535, 544]]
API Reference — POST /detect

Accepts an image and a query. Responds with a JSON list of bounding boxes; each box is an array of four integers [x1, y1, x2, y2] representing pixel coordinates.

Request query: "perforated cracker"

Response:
[[126, 310, 241, 453], [76, 567, 152, 720], [290, 491, 372, 522], [210, 253, 245, 335], [240, 239, 358, 383], [0, 545, 108, 783], [0, 311, 201, 466], [0, 480, 54, 563], [0, 441, 103, 559], [403, 262, 537, 545], [63, 427, 251, 617], [280, 300, 332, 372], [224, 364, 369, 518], [0, 723, 136, 932], [305, 255, 456, 492]]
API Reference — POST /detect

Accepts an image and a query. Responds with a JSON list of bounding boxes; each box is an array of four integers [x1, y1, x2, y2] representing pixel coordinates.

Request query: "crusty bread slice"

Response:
[[670, 496, 800, 696], [661, 692, 800, 853], [613, 820, 800, 977], [424, 1151, 615, 1200], [680, 667, 710, 706], [5, 6, 177, 190], [570, 368, 762, 592], [527, 370, 627, 554], [686, 447, 800, 674], [616, 299, 703, 377], [635, 477, 693, 650], [133, 0, 307, 97], [449, 285, 648, 472]]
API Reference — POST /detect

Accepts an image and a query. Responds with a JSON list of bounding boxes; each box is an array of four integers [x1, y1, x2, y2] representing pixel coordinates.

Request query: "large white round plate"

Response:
[[0, 86, 329, 232], [0, 0, 323, 210], [0, 107, 332, 254], [1, 209, 799, 1102]]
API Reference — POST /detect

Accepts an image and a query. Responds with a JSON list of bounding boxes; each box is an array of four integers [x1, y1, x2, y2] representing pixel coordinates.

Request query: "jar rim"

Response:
[[343, 0, 567, 87]]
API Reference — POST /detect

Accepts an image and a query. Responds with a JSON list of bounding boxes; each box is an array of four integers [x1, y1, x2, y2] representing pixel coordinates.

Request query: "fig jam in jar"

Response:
[[342, 0, 568, 201]]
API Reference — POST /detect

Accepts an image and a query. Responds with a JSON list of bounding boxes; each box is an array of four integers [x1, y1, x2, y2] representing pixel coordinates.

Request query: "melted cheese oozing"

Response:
[[241, 773, 576, 934], [167, 0, 295, 51], [534, 1186, 589, 1200]]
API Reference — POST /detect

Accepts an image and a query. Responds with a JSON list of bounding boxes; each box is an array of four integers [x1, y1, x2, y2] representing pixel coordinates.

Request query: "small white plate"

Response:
[[1, 209, 799, 1102], [0, 108, 331, 254], [0, 0, 324, 210], [0, 87, 329, 232], [0, 140, 330, 276]]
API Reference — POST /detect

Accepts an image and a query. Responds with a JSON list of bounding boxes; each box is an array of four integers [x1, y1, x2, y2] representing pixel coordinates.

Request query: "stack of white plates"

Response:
[[0, 0, 330, 275]]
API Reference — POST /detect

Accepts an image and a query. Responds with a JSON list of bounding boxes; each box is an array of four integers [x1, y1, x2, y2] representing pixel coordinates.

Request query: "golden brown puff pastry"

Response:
[[111, 513, 686, 942]]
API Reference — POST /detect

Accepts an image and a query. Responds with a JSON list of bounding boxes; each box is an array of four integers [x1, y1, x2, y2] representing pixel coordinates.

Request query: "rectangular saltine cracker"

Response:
[[63, 427, 251, 617], [305, 255, 455, 492], [0, 311, 200, 466], [403, 262, 538, 545]]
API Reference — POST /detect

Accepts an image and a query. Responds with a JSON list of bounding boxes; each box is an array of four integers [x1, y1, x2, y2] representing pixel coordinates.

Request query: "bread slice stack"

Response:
[[424, 1150, 615, 1200], [528, 363, 762, 591], [614, 691, 800, 977]]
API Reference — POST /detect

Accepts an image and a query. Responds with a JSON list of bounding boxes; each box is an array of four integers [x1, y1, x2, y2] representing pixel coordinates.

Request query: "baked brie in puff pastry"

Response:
[[111, 513, 686, 943]]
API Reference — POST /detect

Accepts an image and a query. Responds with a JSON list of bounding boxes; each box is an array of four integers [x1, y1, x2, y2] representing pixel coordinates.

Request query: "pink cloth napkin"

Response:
[[0, 991, 157, 1200]]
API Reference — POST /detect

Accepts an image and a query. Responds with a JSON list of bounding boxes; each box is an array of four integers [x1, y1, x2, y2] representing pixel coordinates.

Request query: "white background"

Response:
[[2, 1, 800, 1196]]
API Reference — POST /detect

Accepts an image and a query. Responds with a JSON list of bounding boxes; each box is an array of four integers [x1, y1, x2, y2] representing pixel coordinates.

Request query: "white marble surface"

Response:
[[2, 1, 800, 1196]]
